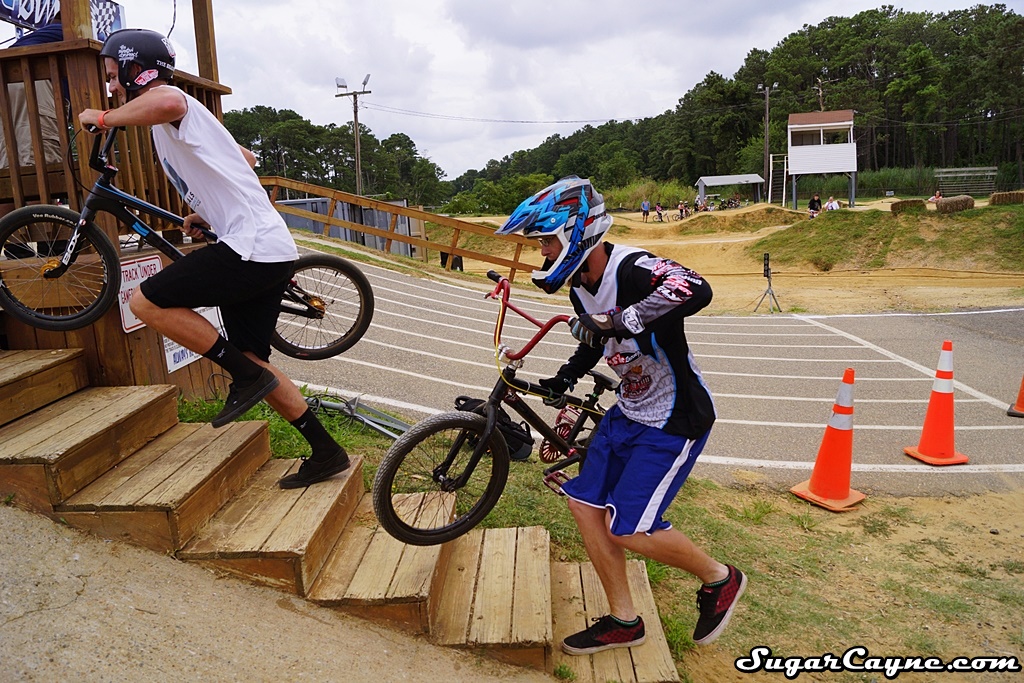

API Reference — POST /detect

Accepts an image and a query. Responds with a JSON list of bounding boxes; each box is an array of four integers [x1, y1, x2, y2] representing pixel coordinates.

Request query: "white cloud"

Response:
[[5, 0, 1021, 177]]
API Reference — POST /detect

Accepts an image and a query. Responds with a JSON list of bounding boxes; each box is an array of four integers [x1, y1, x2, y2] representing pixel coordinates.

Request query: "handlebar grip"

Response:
[[196, 226, 218, 242], [84, 124, 100, 134], [486, 270, 502, 283]]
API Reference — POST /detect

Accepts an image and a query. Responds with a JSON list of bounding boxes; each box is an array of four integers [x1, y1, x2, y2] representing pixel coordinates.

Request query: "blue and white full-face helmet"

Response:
[[496, 176, 612, 294]]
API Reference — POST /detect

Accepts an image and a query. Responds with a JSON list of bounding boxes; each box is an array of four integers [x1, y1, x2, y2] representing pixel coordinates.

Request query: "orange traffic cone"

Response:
[[1008, 375, 1024, 419], [791, 368, 865, 511], [904, 340, 968, 465]]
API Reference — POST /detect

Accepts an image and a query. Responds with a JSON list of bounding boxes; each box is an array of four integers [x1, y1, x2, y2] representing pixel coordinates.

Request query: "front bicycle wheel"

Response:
[[271, 252, 375, 360], [0, 205, 119, 331], [372, 411, 509, 546]]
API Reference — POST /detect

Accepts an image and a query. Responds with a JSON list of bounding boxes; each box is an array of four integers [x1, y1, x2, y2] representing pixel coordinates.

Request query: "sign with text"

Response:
[[0, 0, 125, 40], [119, 254, 163, 333], [163, 307, 226, 374]]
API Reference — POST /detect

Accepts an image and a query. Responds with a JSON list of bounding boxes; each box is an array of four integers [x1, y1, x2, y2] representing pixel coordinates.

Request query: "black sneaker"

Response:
[[278, 448, 351, 489], [561, 615, 645, 655], [211, 368, 279, 428], [693, 565, 746, 645]]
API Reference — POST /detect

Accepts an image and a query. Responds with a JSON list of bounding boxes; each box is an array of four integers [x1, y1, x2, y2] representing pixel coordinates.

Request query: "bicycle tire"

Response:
[[271, 252, 375, 360], [372, 411, 509, 546], [0, 205, 119, 332]]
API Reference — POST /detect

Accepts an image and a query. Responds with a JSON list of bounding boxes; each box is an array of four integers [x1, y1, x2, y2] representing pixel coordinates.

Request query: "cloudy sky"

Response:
[[7, 1, 1023, 178]]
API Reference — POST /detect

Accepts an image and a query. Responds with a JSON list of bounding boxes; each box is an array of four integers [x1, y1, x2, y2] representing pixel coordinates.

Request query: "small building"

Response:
[[694, 174, 765, 204], [787, 110, 857, 208]]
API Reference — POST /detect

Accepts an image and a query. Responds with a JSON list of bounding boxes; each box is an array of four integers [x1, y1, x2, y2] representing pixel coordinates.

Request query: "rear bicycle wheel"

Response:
[[0, 205, 119, 331], [372, 411, 509, 546], [271, 252, 375, 360]]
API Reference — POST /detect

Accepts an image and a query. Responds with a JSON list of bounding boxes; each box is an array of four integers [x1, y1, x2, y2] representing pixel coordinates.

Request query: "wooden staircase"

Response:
[[0, 348, 679, 682]]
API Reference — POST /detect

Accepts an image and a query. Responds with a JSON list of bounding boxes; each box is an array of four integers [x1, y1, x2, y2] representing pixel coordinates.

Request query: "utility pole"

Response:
[[335, 75, 371, 195], [757, 82, 778, 203]]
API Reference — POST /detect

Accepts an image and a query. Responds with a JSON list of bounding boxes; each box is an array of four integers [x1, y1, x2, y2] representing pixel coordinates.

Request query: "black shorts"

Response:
[[139, 242, 295, 361]]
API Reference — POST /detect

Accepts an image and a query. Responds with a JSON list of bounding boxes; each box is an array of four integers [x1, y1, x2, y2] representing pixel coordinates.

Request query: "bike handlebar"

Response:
[[84, 126, 220, 243], [485, 271, 569, 361]]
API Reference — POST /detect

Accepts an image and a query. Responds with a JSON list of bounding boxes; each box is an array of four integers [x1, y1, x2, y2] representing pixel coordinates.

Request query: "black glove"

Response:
[[569, 313, 617, 348], [538, 373, 576, 404]]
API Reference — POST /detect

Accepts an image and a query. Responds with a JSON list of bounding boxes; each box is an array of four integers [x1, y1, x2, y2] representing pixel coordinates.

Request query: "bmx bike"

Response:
[[0, 127, 373, 360], [371, 270, 617, 546]]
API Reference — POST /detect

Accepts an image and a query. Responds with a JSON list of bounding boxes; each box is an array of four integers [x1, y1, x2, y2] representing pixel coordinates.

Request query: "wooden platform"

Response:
[[179, 456, 364, 595], [0, 383, 178, 512], [0, 348, 87, 425], [59, 422, 269, 552], [0, 349, 683, 679], [430, 526, 552, 669], [551, 561, 679, 683], [309, 494, 450, 632]]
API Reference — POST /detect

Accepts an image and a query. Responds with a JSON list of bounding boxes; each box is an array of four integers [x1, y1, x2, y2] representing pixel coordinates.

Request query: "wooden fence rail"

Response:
[[260, 176, 540, 282]]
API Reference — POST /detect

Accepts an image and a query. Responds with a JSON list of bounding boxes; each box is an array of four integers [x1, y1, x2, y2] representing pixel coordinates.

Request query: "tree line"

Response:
[[447, 4, 1024, 212], [226, 5, 1024, 214], [223, 105, 448, 206]]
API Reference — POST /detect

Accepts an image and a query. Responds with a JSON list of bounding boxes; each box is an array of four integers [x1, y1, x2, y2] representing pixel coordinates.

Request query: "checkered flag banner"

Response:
[[91, 0, 126, 41]]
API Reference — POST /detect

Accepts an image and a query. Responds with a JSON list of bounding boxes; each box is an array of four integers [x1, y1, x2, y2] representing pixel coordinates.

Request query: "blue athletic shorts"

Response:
[[561, 404, 710, 536]]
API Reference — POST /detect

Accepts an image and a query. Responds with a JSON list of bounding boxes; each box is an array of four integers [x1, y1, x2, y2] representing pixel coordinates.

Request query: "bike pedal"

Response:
[[544, 470, 571, 496]]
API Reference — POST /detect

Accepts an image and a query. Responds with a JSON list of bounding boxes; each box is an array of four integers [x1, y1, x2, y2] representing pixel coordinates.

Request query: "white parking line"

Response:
[[795, 315, 1009, 408], [697, 455, 1024, 473]]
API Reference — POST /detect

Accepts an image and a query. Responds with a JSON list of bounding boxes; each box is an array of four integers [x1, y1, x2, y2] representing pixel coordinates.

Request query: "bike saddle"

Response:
[[586, 369, 618, 392]]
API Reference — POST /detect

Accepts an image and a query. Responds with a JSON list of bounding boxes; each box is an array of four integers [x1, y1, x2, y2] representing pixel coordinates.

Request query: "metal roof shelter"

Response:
[[695, 174, 765, 203]]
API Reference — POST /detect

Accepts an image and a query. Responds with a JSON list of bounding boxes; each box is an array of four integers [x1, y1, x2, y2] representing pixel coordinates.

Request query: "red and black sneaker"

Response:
[[561, 614, 646, 655], [693, 565, 747, 645]]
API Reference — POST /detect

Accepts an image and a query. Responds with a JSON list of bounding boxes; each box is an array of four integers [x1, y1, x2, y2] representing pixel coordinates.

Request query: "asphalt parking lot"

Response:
[[276, 254, 1024, 497]]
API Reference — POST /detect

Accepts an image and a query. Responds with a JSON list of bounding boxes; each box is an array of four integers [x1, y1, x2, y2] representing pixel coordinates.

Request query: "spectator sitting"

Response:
[[807, 193, 822, 218], [928, 190, 942, 202], [0, 14, 64, 172], [824, 196, 840, 211]]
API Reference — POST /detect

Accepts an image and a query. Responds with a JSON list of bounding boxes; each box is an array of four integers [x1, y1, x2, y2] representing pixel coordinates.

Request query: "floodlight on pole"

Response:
[[757, 82, 778, 202], [336, 74, 372, 195]]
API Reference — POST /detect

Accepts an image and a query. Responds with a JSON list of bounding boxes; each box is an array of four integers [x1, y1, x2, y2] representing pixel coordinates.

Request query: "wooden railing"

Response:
[[260, 176, 541, 282]]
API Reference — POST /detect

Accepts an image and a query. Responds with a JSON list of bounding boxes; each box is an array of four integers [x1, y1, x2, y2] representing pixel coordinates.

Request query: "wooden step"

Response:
[[432, 526, 552, 670], [0, 349, 88, 427], [58, 422, 270, 552], [178, 456, 363, 596], [307, 494, 452, 634], [550, 561, 679, 683], [0, 384, 178, 513]]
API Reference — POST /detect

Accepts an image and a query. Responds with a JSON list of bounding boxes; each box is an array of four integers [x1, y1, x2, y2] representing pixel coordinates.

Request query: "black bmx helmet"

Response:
[[99, 28, 176, 93]]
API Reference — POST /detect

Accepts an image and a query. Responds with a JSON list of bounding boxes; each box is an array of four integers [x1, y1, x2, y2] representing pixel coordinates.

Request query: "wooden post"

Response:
[[60, 0, 92, 40], [192, 0, 220, 83]]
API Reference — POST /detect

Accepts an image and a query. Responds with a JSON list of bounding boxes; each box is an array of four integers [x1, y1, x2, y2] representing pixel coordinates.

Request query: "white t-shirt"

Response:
[[150, 86, 298, 263]]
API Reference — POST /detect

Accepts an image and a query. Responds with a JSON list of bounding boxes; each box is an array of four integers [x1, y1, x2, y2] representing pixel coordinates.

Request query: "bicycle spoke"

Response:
[[0, 221, 111, 320], [373, 412, 507, 545]]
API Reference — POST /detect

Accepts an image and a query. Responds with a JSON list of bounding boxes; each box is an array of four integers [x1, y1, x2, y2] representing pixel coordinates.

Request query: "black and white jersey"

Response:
[[561, 243, 716, 439]]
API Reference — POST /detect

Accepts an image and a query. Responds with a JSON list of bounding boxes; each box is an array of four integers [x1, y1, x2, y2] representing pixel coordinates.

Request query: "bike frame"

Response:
[[443, 271, 614, 495]]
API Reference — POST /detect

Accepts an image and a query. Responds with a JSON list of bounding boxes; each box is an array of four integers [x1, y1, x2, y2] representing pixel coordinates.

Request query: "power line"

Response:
[[361, 102, 640, 125]]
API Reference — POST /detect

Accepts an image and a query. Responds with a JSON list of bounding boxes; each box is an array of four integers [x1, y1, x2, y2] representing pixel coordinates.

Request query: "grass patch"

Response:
[[683, 206, 802, 235], [177, 395, 1024, 680], [749, 204, 1024, 272], [552, 663, 576, 681], [851, 504, 916, 537]]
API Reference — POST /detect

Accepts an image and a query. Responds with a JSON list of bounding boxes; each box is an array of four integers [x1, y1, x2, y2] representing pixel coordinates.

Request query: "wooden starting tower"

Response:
[[0, 0, 229, 398]]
